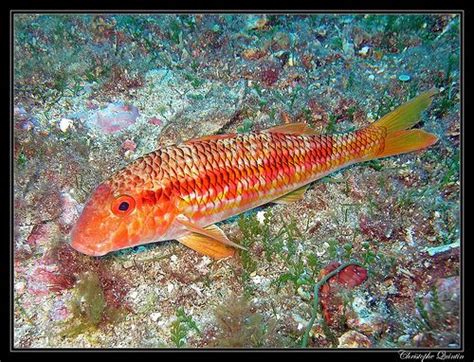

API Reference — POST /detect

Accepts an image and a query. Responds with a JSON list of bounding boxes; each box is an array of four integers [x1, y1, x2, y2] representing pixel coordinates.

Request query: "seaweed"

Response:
[[237, 213, 259, 294], [237, 119, 253, 134], [170, 307, 200, 348], [59, 271, 127, 338], [301, 261, 367, 347], [211, 293, 275, 348]]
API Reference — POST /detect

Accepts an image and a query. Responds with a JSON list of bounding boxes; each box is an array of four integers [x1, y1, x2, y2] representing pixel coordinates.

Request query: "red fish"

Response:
[[71, 89, 438, 258]]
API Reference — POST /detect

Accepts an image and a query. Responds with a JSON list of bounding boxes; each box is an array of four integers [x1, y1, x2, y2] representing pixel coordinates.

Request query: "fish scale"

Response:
[[111, 129, 384, 225]]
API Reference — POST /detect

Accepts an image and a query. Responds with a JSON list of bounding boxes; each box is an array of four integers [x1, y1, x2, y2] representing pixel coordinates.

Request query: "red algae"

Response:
[[148, 117, 162, 126], [260, 67, 280, 87], [96, 267, 132, 312], [359, 213, 397, 242], [122, 139, 137, 152], [318, 262, 368, 326]]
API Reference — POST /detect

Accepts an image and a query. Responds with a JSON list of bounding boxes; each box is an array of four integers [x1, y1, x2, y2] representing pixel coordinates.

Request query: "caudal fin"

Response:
[[371, 88, 439, 159]]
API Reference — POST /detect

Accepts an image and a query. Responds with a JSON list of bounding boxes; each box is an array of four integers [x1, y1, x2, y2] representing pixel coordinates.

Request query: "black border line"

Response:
[[7, 8, 467, 358]]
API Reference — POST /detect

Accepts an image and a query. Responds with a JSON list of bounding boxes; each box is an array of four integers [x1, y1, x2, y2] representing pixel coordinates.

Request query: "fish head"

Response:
[[70, 181, 166, 256]]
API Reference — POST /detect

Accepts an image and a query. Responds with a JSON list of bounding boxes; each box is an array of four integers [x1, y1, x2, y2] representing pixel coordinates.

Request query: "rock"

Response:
[[95, 102, 139, 134], [346, 295, 386, 335], [422, 276, 460, 315], [338, 330, 372, 348], [241, 48, 267, 60], [425, 241, 459, 256], [246, 15, 269, 31], [273, 32, 290, 50], [59, 192, 81, 233], [412, 332, 427, 346]]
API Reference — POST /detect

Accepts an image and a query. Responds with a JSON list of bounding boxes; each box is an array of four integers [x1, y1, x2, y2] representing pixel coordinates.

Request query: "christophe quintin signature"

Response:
[[398, 351, 464, 361]]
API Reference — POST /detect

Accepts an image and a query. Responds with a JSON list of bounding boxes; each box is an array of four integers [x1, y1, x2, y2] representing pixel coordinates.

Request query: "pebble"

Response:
[[359, 46, 370, 56], [150, 312, 161, 322], [123, 260, 134, 269], [297, 286, 311, 301], [425, 241, 459, 256], [368, 74, 375, 81], [59, 118, 74, 132], [167, 283, 174, 293], [288, 53, 296, 67], [190, 284, 203, 297], [15, 281, 26, 294], [338, 330, 372, 348], [398, 334, 411, 344], [256, 210, 266, 224], [398, 74, 411, 82]]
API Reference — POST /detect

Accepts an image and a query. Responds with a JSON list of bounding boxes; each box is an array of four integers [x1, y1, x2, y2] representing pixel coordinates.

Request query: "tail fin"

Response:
[[371, 88, 439, 159]]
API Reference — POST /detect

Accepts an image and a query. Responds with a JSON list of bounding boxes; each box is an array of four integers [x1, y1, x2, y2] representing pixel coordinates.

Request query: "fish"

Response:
[[71, 89, 438, 259]]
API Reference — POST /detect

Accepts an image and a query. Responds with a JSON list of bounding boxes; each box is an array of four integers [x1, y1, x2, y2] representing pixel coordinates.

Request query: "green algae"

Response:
[[170, 307, 200, 348], [59, 271, 125, 338], [211, 293, 276, 348]]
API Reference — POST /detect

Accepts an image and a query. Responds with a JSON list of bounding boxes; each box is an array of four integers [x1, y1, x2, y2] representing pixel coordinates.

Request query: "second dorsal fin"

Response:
[[265, 122, 318, 135]]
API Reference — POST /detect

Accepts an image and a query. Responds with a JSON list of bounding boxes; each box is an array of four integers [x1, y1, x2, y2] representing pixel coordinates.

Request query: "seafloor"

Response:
[[13, 14, 461, 348]]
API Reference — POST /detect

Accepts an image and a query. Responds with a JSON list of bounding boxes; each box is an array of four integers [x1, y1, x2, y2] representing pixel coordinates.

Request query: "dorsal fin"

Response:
[[185, 133, 235, 144], [265, 122, 319, 135]]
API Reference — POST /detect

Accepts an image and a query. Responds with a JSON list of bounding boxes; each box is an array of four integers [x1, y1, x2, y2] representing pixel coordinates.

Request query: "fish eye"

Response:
[[112, 195, 136, 216], [119, 201, 129, 211]]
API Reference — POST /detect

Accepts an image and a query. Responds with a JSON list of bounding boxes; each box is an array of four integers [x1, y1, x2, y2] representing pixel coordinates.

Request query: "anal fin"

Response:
[[273, 184, 310, 204]]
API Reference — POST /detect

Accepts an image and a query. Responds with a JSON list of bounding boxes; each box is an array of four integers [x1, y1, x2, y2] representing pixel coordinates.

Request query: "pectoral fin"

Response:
[[176, 215, 246, 250], [273, 184, 310, 204], [177, 233, 235, 259]]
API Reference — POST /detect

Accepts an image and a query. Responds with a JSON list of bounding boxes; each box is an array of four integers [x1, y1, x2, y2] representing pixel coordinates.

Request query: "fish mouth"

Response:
[[70, 229, 111, 256]]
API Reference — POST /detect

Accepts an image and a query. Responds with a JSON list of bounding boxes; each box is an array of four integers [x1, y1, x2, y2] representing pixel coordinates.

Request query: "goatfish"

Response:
[[71, 89, 438, 258]]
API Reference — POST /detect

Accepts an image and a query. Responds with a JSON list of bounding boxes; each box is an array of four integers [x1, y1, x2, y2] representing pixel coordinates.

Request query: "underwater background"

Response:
[[13, 13, 460, 348]]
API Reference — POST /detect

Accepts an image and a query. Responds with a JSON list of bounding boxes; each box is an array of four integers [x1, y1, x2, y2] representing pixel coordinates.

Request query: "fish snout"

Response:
[[70, 224, 112, 256]]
